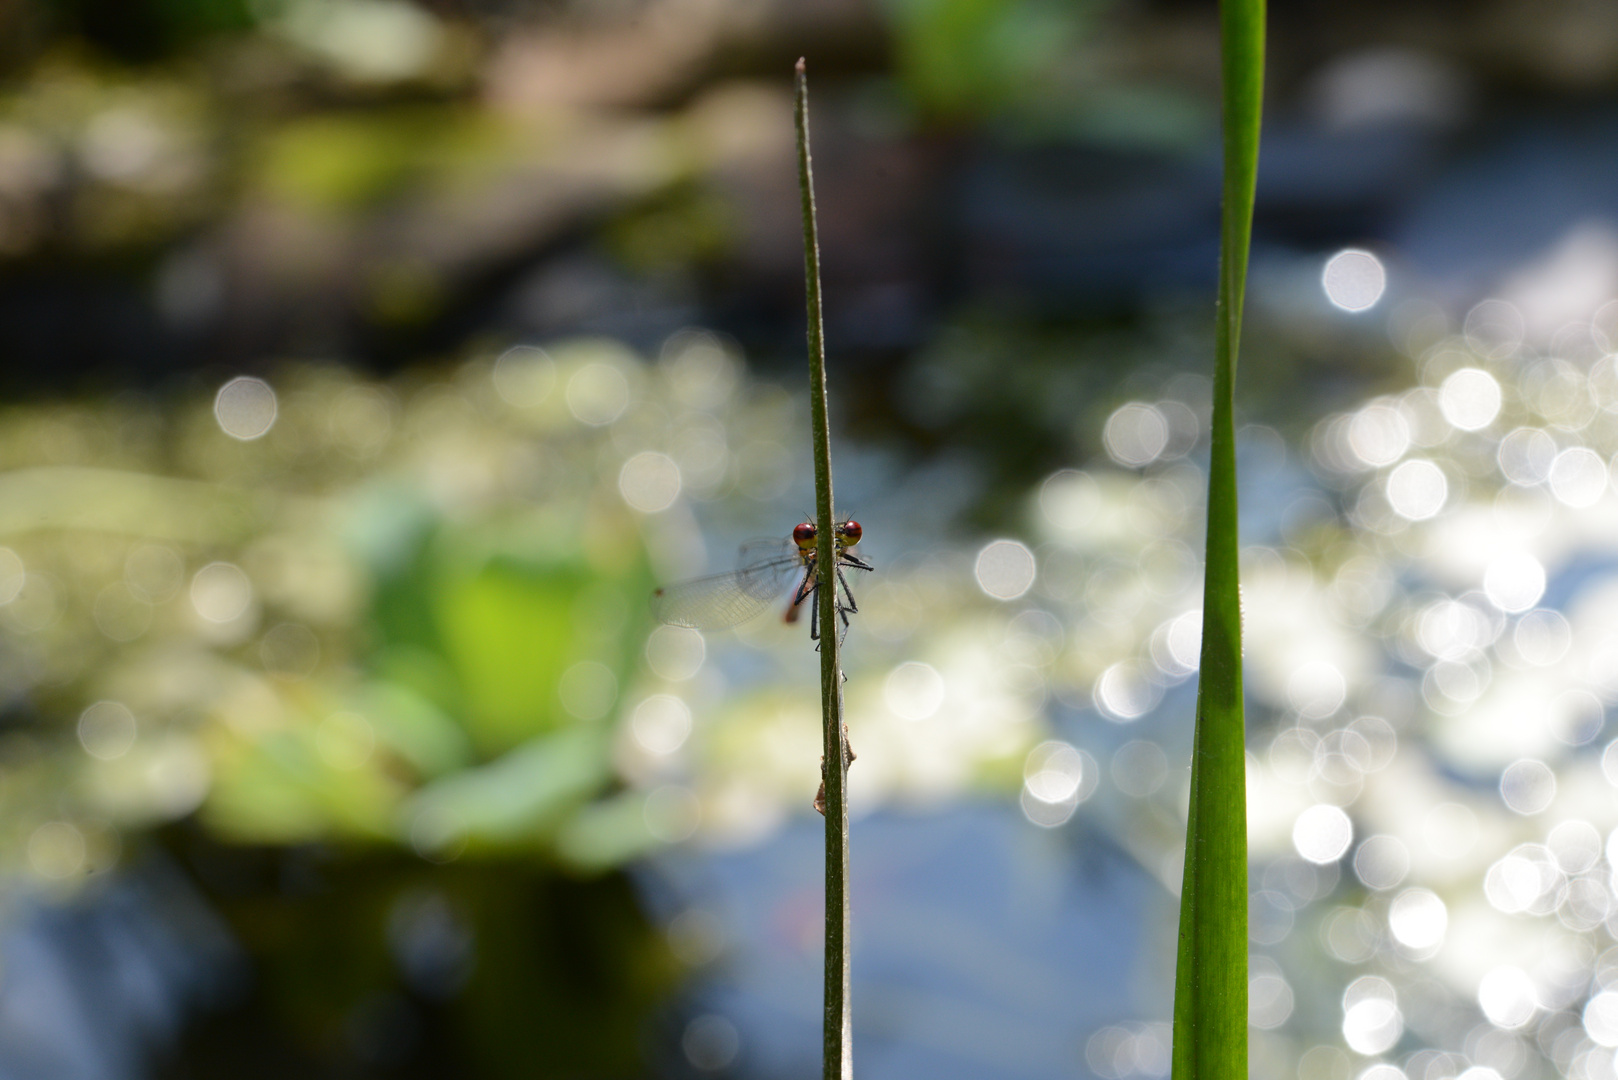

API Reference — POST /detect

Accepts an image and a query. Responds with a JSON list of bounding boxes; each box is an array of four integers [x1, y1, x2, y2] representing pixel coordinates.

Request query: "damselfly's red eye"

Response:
[[793, 522, 817, 548], [837, 520, 862, 545]]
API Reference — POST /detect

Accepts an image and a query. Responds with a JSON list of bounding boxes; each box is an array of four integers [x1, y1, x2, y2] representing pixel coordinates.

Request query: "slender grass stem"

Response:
[[1171, 2, 1263, 1079], [795, 57, 852, 1080]]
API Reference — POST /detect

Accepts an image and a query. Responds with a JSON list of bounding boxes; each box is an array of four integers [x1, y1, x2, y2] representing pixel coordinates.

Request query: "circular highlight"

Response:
[[645, 626, 705, 682], [1103, 403, 1169, 467], [1499, 759, 1555, 814], [631, 695, 692, 756], [190, 562, 253, 623], [1293, 803, 1353, 864], [1388, 887, 1446, 950], [566, 363, 630, 426], [619, 451, 682, 513], [1322, 249, 1387, 312], [1385, 459, 1448, 520], [974, 540, 1035, 600], [214, 376, 278, 440], [883, 662, 945, 721], [1482, 552, 1545, 613], [1438, 368, 1502, 431], [492, 345, 556, 407], [1548, 447, 1607, 508], [78, 700, 138, 761]]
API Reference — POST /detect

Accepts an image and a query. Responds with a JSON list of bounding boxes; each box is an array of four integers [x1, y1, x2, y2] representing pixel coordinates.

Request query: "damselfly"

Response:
[[651, 520, 873, 640]]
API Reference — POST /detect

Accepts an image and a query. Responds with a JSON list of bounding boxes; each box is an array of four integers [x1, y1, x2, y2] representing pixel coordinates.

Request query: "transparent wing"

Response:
[[650, 539, 805, 630]]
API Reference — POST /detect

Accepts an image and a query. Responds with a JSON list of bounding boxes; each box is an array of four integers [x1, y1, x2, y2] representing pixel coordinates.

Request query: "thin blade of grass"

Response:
[[794, 58, 853, 1080], [1171, 1, 1264, 1079]]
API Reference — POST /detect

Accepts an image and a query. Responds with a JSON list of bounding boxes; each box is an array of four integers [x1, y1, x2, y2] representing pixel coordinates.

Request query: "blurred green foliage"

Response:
[[882, 0, 1083, 119], [0, 341, 685, 1070]]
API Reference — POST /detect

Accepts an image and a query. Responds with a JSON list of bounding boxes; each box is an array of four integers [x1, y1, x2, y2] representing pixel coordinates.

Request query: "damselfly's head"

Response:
[[792, 519, 863, 554]]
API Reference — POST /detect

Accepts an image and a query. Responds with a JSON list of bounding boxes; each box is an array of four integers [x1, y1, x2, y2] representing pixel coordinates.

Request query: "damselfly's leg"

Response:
[[827, 553, 872, 641], [793, 558, 817, 606], [834, 563, 859, 615], [784, 560, 816, 625], [808, 582, 821, 642]]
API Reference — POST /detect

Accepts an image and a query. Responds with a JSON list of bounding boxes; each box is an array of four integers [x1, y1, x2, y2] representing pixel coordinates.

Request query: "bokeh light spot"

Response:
[[1353, 834, 1410, 890], [631, 695, 692, 756], [662, 330, 739, 410], [645, 626, 705, 681], [1022, 741, 1097, 827], [1347, 404, 1410, 467], [1478, 966, 1537, 1029], [1386, 459, 1448, 520], [1249, 967, 1295, 1030], [1322, 249, 1387, 312], [566, 362, 630, 426], [883, 661, 945, 721], [1513, 609, 1571, 666], [78, 700, 137, 761], [1095, 662, 1161, 721], [1039, 469, 1101, 531], [1341, 977, 1402, 1055], [1110, 740, 1168, 797], [190, 562, 253, 623], [1484, 847, 1553, 914], [618, 451, 682, 513], [974, 540, 1035, 600], [1358, 1067, 1407, 1080], [1547, 819, 1602, 873], [1497, 427, 1557, 485], [1023, 741, 1086, 805], [1323, 907, 1378, 963], [1500, 759, 1556, 815], [1585, 991, 1618, 1047], [1287, 660, 1346, 719], [1464, 299, 1525, 358], [1103, 403, 1170, 467], [682, 1014, 739, 1071], [492, 345, 556, 407], [1548, 447, 1607, 507], [1438, 368, 1502, 431], [214, 376, 278, 440], [1151, 610, 1202, 676], [1388, 887, 1446, 950], [1549, 689, 1604, 746], [1294, 804, 1353, 864], [1482, 552, 1546, 613]]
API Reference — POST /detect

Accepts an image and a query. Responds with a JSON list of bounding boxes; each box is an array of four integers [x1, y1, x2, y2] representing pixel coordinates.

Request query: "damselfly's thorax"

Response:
[[651, 518, 872, 640]]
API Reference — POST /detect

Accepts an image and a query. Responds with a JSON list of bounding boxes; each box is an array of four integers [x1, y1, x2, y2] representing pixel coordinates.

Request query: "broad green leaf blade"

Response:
[[1172, 1, 1263, 1079]]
